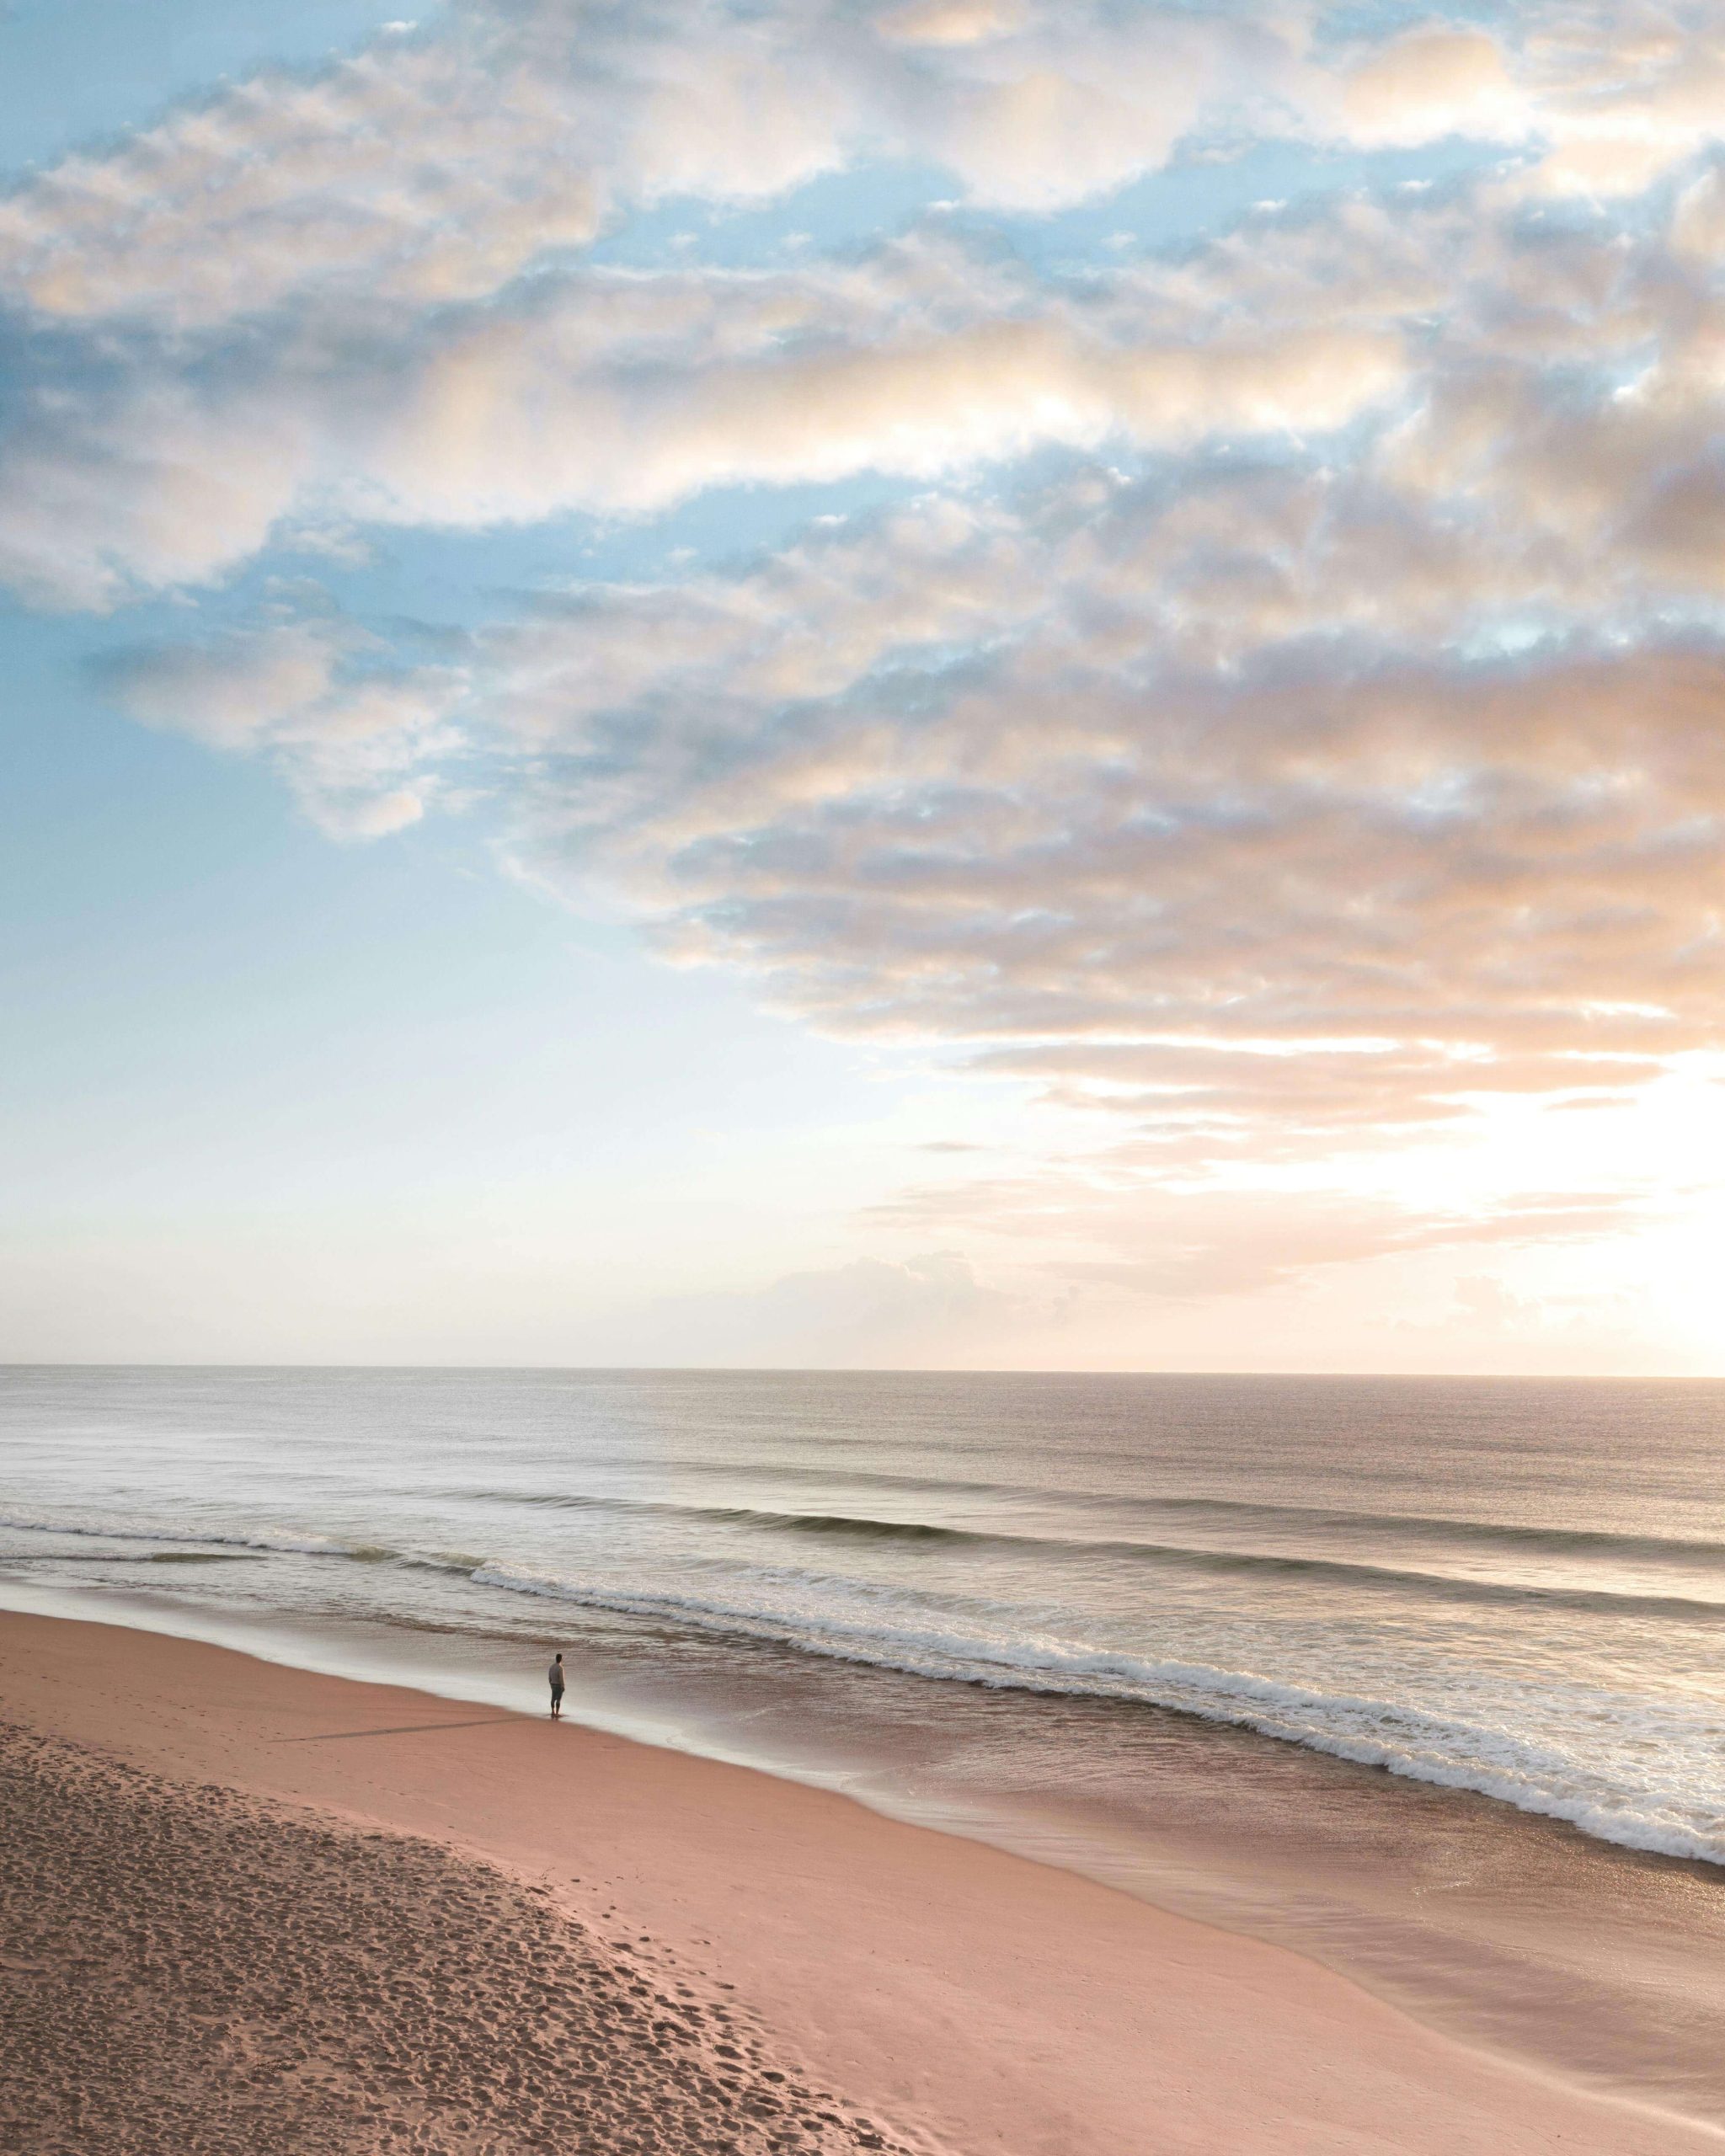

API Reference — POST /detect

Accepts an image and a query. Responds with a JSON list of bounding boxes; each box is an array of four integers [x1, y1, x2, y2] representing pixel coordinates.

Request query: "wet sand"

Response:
[[2, 1609, 1717, 2155]]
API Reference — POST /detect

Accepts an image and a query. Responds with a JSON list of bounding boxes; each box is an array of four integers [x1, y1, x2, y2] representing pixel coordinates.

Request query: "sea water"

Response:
[[5, 1368, 1725, 2120]]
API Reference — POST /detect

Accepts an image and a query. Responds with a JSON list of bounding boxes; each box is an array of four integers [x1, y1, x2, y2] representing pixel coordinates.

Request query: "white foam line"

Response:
[[9, 1516, 1722, 1870], [467, 1563, 1725, 1867]]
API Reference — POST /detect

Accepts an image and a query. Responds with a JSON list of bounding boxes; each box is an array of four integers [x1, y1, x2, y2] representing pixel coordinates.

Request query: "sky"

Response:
[[3, 0, 1724, 1371]]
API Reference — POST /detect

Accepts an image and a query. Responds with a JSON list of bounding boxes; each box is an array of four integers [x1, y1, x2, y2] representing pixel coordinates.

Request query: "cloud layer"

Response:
[[14, 0, 1725, 1310], [8, 0, 1722, 604]]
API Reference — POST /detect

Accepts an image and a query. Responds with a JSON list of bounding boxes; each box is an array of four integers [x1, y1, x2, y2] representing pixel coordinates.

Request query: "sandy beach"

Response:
[[0, 1609, 1717, 2155]]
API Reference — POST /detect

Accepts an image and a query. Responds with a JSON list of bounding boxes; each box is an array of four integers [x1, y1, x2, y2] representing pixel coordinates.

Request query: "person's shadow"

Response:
[[272, 1716, 519, 1742]]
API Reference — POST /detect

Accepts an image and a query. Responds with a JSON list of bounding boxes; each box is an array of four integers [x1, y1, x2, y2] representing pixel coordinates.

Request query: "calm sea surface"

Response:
[[5, 1369, 1725, 2122]]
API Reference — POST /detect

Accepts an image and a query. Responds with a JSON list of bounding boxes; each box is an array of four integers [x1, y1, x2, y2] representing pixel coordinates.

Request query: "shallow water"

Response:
[[5, 1367, 1725, 2122]]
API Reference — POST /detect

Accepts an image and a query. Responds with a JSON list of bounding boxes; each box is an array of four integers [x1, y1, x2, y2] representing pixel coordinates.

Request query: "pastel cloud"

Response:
[[83, 137, 1725, 1166], [1518, 9, 1725, 198], [1340, 29, 1525, 149], [878, 0, 1029, 46], [505, 584, 1725, 1086], [0, 0, 1298, 336], [95, 621, 463, 836], [876, 1171, 1657, 1300], [0, 232, 1408, 609], [3, 0, 1712, 353], [0, 34, 601, 329], [3, 1, 1722, 611], [448, 270, 1725, 1117], [636, 1250, 1015, 1364]]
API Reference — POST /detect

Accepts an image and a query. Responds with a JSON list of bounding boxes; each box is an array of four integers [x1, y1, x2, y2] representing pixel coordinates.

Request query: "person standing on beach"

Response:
[[547, 1652, 565, 1719]]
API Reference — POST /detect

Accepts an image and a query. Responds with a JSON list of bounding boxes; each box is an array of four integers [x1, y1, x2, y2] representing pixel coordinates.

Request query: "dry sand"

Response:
[[0, 1721, 916, 2156], [1, 1608, 1718, 2156]]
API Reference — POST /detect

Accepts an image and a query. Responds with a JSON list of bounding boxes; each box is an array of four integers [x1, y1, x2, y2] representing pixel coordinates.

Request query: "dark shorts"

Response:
[[550, 1683, 564, 1698]]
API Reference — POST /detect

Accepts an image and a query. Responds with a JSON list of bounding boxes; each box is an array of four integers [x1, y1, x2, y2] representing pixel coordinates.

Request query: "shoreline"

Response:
[[12, 1565, 1725, 2128], [3, 1607, 1718, 2154]]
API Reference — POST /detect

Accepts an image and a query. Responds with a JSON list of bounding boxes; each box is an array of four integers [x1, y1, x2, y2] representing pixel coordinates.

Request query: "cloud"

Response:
[[93, 148, 1725, 1131], [878, 0, 1028, 46], [0, 26, 603, 330], [1517, 8, 1725, 199], [637, 1249, 1017, 1363], [0, 0, 1306, 337], [0, 235, 1408, 607], [93, 618, 464, 835], [467, 475, 1725, 1103], [3, 2, 1722, 609], [1451, 1273, 1541, 1331], [876, 1166, 1657, 1299], [95, 622, 340, 750], [3, 0, 1711, 345], [1340, 29, 1525, 149], [967, 1041, 1668, 1152], [16, 0, 1725, 1315]]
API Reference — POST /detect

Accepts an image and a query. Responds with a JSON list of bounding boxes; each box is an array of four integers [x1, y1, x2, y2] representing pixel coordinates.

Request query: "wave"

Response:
[[3, 1550, 261, 1566], [699, 1511, 1725, 1620], [0, 1512, 512, 1580], [13, 1481, 1725, 1637], [463, 1561, 1725, 1867], [0, 1512, 356, 1559], [16, 1495, 1722, 1624], [445, 1480, 1725, 1575], [1124, 1497, 1725, 1572], [1016, 1538, 1725, 1621], [427, 1493, 1725, 1620], [708, 1508, 971, 1545]]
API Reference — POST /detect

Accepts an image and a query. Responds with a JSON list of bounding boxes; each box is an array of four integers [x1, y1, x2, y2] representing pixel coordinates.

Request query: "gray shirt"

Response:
[[548, 1661, 564, 1689]]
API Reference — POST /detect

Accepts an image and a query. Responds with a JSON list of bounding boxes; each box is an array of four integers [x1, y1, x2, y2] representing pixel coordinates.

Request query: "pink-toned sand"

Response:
[[1, 1610, 1715, 2156]]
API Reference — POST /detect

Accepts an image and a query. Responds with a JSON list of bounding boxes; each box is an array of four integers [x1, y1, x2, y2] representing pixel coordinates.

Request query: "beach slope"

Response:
[[0, 1610, 1714, 2156]]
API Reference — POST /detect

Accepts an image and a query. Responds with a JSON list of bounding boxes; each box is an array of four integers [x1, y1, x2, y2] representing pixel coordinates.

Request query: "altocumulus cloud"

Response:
[[12, 0, 1725, 1302], [92, 619, 465, 836], [7, 0, 1693, 606]]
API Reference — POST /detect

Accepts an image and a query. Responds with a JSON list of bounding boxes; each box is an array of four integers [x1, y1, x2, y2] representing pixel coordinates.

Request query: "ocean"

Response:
[[5, 1367, 1725, 2124]]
